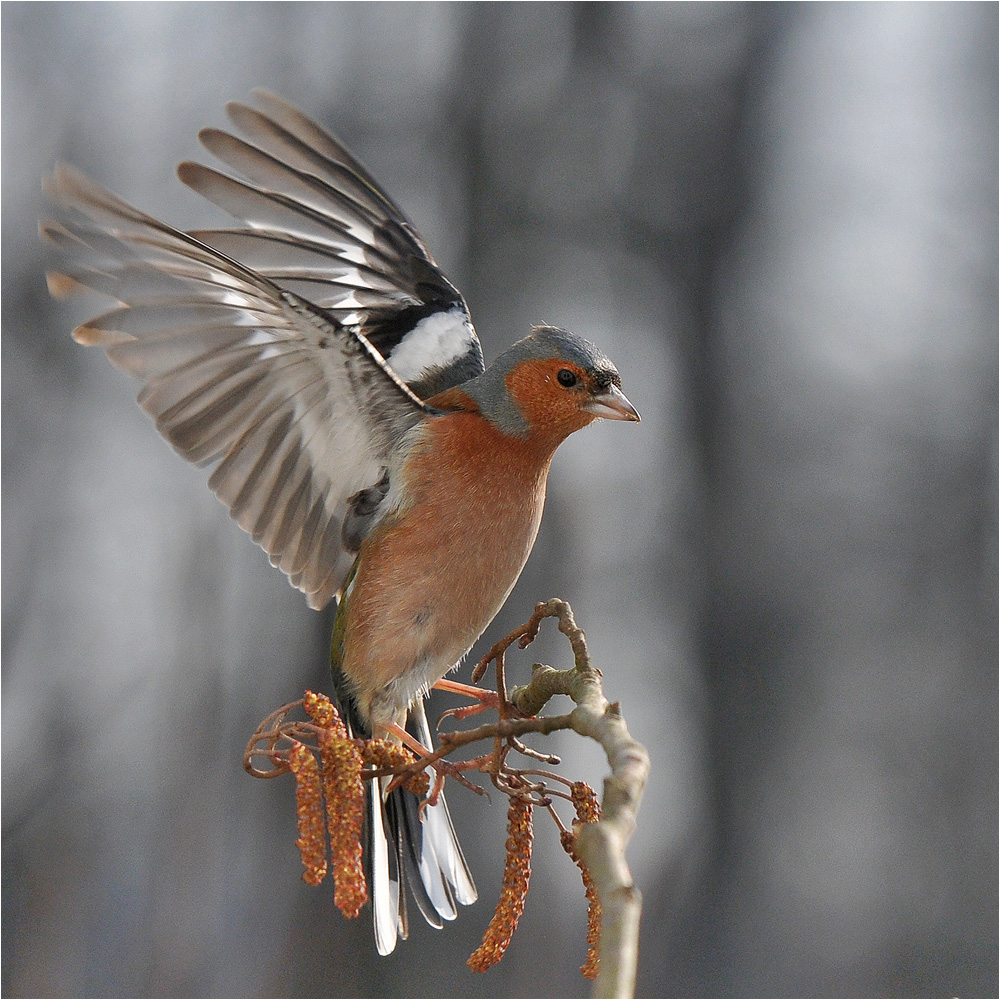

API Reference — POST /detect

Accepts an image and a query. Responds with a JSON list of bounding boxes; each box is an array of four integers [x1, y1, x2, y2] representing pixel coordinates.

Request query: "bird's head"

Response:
[[460, 326, 639, 443]]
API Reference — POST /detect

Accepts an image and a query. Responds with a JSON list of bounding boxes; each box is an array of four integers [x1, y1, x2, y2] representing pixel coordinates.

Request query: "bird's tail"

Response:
[[332, 679, 477, 955]]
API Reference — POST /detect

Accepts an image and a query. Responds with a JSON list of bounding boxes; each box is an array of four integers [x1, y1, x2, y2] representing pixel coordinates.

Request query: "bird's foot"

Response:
[[381, 722, 485, 803], [382, 722, 436, 794], [433, 678, 501, 720]]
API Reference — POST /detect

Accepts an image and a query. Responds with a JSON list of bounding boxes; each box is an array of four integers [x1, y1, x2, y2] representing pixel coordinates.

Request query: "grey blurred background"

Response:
[[3, 3, 997, 997]]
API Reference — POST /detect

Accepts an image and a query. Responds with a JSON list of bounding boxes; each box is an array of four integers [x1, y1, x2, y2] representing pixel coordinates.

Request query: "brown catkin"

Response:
[[560, 781, 603, 979], [288, 742, 328, 886], [570, 780, 601, 824], [317, 727, 368, 918], [467, 796, 534, 972], [303, 690, 341, 734], [363, 738, 431, 797]]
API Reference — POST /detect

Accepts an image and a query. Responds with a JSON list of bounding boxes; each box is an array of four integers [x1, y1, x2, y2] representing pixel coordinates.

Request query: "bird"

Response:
[[42, 90, 640, 955]]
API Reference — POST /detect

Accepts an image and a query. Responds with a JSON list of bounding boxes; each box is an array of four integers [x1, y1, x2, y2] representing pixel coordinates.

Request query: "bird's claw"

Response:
[[437, 692, 501, 725]]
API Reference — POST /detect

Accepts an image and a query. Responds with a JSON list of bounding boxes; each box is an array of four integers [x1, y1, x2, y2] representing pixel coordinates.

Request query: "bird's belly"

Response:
[[341, 435, 549, 727]]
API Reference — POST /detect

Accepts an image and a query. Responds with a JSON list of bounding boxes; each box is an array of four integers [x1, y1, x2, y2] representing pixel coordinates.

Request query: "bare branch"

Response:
[[502, 599, 649, 998]]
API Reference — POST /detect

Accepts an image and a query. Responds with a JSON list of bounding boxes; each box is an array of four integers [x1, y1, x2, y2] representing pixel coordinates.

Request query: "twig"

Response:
[[504, 599, 649, 998]]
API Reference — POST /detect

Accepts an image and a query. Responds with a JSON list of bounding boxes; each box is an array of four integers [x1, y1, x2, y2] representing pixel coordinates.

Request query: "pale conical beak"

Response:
[[583, 384, 641, 422]]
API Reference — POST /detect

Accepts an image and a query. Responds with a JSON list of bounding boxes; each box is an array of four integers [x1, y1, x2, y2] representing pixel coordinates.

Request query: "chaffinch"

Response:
[[43, 91, 639, 955]]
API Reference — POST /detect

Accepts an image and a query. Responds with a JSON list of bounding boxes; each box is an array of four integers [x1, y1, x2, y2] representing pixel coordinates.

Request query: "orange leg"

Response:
[[433, 678, 495, 701], [384, 722, 432, 757], [381, 722, 435, 795], [433, 679, 501, 719], [382, 721, 481, 806]]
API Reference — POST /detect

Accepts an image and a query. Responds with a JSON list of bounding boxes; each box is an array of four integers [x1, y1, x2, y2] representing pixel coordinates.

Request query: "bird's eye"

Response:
[[557, 369, 578, 387]]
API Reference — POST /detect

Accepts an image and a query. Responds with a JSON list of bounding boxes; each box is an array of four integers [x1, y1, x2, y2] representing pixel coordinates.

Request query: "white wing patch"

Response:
[[385, 306, 476, 383]]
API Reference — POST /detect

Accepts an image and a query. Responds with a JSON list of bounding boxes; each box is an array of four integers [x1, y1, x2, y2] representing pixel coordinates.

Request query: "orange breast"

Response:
[[340, 409, 556, 726]]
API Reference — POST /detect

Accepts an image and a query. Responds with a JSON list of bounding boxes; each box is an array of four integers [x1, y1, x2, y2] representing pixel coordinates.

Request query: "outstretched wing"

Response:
[[42, 94, 483, 609], [182, 89, 484, 398]]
